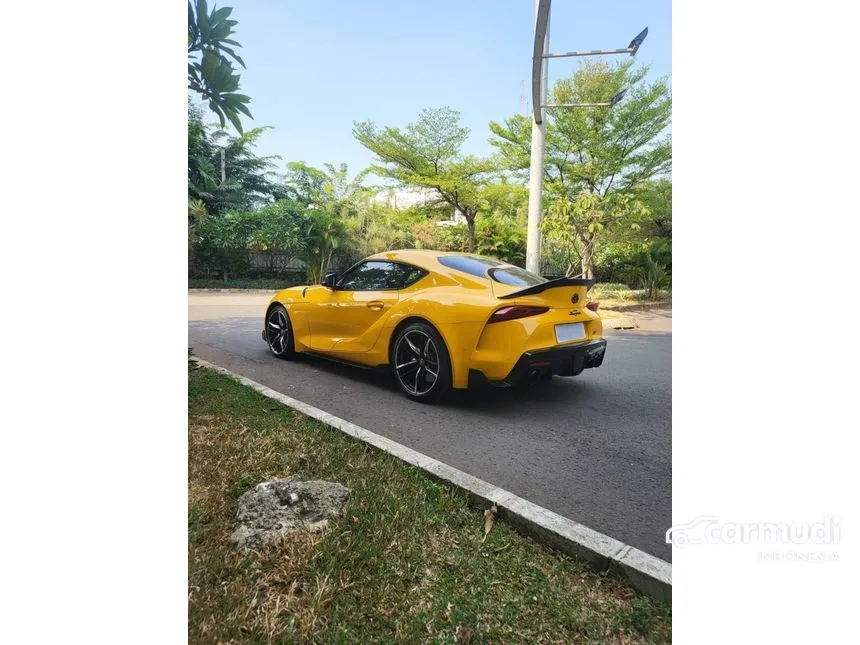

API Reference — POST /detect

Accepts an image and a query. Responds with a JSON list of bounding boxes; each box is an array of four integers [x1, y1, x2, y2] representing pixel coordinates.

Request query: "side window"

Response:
[[389, 264, 427, 289], [338, 261, 399, 291]]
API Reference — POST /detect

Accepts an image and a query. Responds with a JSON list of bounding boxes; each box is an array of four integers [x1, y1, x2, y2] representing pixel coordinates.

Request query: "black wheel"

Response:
[[265, 304, 296, 359], [391, 321, 452, 402]]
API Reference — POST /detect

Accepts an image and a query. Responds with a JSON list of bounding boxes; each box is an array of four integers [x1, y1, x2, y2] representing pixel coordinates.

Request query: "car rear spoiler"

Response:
[[496, 276, 596, 300]]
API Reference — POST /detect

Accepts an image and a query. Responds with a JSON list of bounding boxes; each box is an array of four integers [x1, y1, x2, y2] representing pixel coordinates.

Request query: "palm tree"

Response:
[[302, 210, 351, 284]]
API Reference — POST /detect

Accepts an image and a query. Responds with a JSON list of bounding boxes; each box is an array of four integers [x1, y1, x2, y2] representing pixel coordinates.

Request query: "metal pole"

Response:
[[544, 47, 632, 58], [543, 102, 612, 108], [526, 1, 549, 276]]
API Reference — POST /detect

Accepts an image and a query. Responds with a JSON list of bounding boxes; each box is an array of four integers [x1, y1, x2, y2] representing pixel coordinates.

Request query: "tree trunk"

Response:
[[579, 234, 595, 279], [466, 213, 476, 252]]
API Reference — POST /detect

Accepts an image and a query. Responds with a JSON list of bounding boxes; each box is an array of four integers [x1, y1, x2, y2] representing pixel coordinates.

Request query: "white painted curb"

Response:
[[191, 356, 672, 601]]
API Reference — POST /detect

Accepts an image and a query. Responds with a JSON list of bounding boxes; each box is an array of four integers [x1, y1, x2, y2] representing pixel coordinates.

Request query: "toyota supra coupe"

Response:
[[263, 250, 606, 402]]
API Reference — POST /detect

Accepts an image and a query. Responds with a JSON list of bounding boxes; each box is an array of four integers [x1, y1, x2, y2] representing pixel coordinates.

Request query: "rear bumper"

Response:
[[468, 339, 607, 388]]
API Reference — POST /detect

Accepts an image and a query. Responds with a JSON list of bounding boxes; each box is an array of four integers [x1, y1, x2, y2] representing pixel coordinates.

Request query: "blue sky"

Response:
[[205, 0, 671, 177]]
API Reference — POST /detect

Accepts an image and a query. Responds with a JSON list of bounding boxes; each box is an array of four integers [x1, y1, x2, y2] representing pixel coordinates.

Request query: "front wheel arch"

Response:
[[265, 300, 286, 321]]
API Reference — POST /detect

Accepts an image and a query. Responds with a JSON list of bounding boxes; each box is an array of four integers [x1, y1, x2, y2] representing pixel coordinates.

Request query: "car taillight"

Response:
[[586, 302, 600, 312], [488, 305, 549, 323]]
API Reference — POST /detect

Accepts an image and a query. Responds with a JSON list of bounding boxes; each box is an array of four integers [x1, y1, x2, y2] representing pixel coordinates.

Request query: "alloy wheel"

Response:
[[266, 309, 291, 356], [393, 330, 440, 396]]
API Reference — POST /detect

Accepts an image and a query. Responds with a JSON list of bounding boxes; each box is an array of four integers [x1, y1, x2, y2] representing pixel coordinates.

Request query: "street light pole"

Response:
[[524, 0, 647, 277], [525, 0, 550, 276]]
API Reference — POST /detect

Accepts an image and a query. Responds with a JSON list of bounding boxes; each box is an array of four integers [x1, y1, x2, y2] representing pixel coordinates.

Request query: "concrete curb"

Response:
[[190, 356, 672, 601]]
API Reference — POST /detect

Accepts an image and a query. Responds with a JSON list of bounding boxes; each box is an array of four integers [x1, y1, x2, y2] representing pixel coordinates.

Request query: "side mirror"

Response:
[[321, 271, 339, 288]]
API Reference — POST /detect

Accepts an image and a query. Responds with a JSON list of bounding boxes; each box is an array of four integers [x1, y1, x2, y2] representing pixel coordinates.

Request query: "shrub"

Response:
[[475, 214, 526, 265], [633, 240, 672, 299]]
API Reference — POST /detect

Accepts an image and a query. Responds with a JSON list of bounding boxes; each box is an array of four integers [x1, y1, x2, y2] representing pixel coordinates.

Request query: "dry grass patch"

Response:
[[189, 364, 671, 643], [597, 309, 625, 319]]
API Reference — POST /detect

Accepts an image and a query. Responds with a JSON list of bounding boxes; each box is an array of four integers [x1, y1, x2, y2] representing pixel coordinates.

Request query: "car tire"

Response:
[[265, 304, 297, 360], [391, 321, 452, 403]]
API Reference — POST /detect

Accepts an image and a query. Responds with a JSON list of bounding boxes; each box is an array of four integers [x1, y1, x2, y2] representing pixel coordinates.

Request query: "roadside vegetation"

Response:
[[188, 277, 301, 290], [189, 363, 671, 643], [188, 4, 671, 295]]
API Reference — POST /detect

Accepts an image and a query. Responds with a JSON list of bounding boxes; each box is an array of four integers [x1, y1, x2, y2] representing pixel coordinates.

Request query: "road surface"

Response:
[[189, 292, 672, 561]]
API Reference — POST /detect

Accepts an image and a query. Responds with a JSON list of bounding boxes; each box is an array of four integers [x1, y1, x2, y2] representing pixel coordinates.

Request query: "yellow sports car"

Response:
[[262, 249, 606, 402]]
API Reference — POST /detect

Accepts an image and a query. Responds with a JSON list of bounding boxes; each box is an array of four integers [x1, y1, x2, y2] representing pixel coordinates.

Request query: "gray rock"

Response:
[[229, 476, 350, 549]]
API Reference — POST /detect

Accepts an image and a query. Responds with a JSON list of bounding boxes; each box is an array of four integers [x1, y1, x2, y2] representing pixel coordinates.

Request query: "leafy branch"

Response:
[[188, 0, 252, 133]]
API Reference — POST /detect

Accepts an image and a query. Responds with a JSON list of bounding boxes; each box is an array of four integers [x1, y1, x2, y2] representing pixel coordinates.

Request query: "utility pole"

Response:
[[525, 0, 550, 276], [524, 0, 647, 276]]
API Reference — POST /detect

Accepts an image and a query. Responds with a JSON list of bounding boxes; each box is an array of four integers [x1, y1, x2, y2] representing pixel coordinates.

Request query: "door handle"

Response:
[[366, 300, 384, 311]]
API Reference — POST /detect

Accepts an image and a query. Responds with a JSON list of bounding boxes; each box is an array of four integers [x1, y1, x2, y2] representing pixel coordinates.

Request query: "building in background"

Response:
[[373, 188, 466, 227]]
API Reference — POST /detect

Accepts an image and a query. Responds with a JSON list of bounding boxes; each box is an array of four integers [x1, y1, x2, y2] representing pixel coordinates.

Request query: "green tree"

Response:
[[284, 161, 371, 218], [635, 178, 672, 239], [354, 107, 497, 252], [246, 200, 305, 252], [481, 181, 529, 220], [490, 60, 671, 278], [188, 0, 252, 132], [188, 103, 285, 216], [346, 201, 424, 257]]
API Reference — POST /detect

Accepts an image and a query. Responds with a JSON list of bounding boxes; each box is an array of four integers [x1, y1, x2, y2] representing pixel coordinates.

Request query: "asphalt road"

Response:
[[188, 293, 672, 561]]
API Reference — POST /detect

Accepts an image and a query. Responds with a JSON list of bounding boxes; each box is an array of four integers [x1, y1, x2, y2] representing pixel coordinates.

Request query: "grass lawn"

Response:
[[589, 286, 671, 315], [189, 364, 671, 644]]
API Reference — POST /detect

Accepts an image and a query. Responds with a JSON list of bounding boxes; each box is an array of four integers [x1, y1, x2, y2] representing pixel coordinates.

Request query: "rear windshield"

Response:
[[489, 265, 547, 287], [438, 255, 546, 287]]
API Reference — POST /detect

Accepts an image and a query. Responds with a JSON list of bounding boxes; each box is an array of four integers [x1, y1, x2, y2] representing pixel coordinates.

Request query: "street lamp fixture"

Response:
[[628, 28, 649, 55], [542, 27, 648, 60], [610, 88, 628, 105]]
